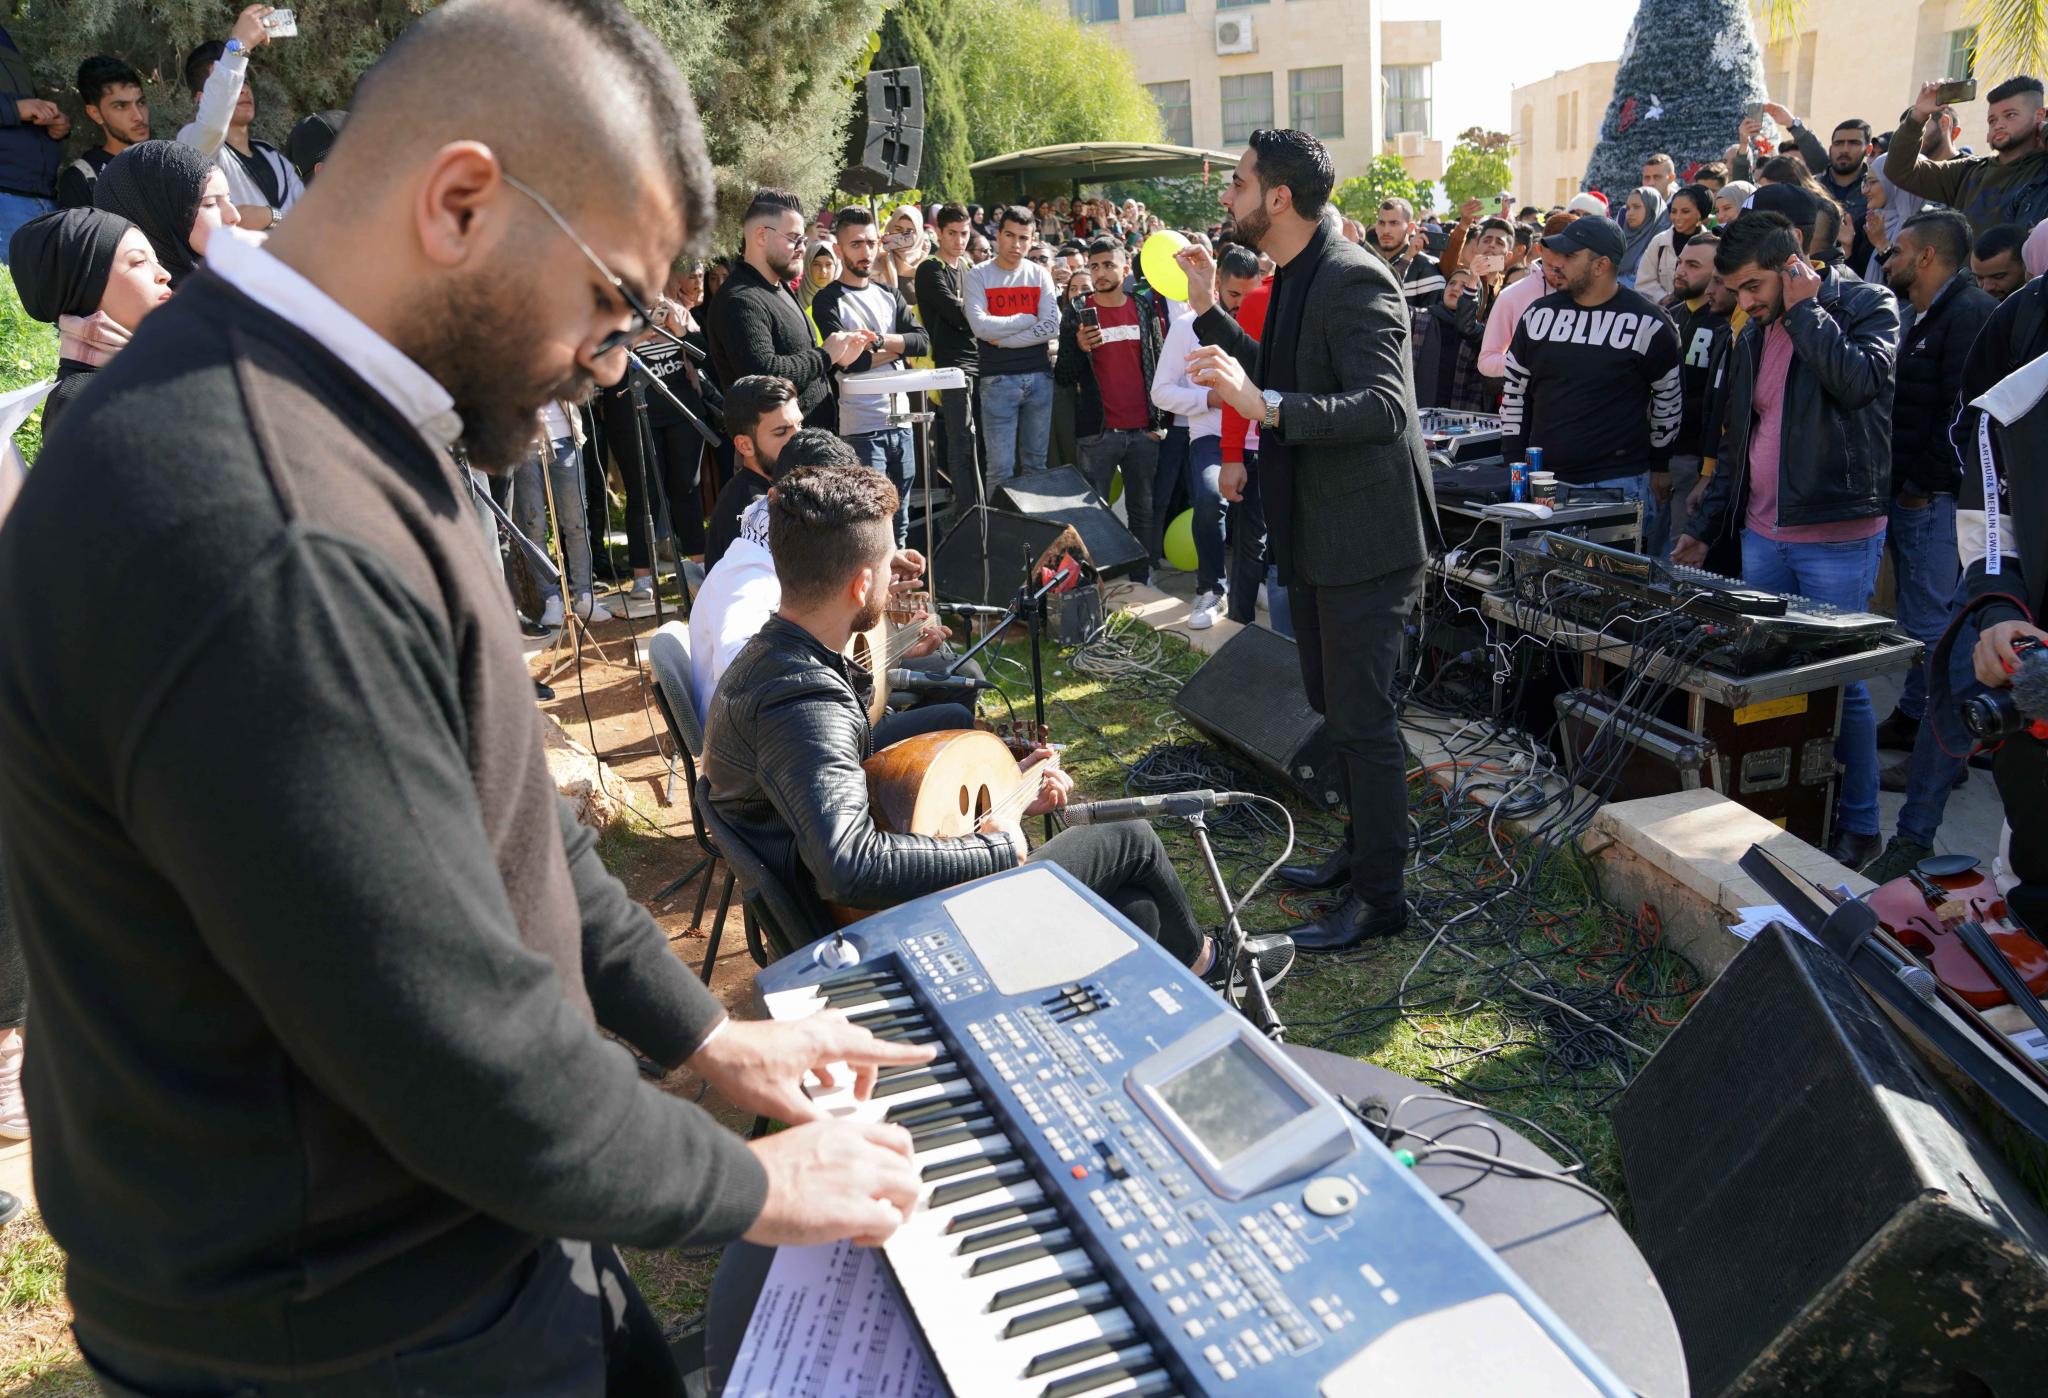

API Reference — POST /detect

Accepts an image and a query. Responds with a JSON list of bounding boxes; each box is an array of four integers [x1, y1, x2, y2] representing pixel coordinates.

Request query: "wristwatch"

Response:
[[1262, 389, 1283, 432], [224, 37, 244, 54]]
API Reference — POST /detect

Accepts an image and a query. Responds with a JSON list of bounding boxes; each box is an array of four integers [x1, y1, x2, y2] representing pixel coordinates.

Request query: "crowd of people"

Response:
[[4, 0, 2048, 1388]]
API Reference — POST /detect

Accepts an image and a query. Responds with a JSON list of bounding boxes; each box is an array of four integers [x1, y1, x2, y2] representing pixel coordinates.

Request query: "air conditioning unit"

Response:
[[1396, 131, 1426, 157], [1215, 13, 1255, 55]]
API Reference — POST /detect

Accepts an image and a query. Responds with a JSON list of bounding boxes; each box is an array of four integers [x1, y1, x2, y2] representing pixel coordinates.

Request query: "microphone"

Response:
[[1062, 789, 1241, 825], [886, 668, 996, 692], [937, 602, 1011, 616]]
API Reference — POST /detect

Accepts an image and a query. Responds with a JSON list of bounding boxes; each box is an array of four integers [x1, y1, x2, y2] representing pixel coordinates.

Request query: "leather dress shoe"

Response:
[[1289, 896, 1406, 953], [1825, 828, 1883, 872], [1277, 846, 1350, 891]]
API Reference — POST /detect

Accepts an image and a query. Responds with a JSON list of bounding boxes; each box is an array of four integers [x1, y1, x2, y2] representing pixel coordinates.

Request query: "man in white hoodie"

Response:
[[177, 5, 303, 231], [1152, 267, 1232, 628]]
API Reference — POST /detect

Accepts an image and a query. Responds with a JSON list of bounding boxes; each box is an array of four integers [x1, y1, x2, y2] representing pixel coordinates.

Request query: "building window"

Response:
[[1384, 63, 1428, 136], [1217, 0, 1268, 7], [1147, 80, 1194, 146], [1134, 0, 1186, 14], [1069, 0, 1117, 21], [1948, 27, 1977, 80], [1221, 73, 1274, 143], [1290, 67, 1344, 139]]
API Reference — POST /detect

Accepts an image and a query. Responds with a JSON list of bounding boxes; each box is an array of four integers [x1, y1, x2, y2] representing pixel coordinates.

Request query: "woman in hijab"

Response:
[[873, 205, 926, 294], [92, 139, 239, 289], [8, 207, 173, 434], [1615, 185, 1665, 289]]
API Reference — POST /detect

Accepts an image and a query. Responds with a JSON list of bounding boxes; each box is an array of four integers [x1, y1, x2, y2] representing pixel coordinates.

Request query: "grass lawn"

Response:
[[0, 606, 1700, 1388]]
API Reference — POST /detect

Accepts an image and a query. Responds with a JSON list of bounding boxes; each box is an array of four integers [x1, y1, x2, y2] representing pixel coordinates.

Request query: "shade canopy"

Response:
[[969, 141, 1239, 192]]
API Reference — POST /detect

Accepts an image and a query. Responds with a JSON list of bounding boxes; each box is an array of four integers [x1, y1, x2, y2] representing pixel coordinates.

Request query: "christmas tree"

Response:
[[1582, 0, 1772, 201]]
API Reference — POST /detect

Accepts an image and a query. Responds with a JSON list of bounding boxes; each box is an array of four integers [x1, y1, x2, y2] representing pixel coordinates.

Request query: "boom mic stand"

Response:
[[1183, 806, 1287, 1040], [625, 376, 670, 627], [944, 551, 1071, 839]]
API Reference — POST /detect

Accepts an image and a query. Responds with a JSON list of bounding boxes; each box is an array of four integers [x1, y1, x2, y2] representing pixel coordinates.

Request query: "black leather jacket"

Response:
[[700, 616, 1017, 919], [1689, 267, 1900, 546]]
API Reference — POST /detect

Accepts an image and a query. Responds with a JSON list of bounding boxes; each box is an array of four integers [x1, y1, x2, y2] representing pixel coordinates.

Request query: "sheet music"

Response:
[[723, 1239, 941, 1398]]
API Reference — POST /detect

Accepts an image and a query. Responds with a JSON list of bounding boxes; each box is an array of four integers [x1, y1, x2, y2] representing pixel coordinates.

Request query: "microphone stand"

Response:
[[626, 377, 670, 627], [1183, 807, 1285, 1041], [943, 554, 1066, 840]]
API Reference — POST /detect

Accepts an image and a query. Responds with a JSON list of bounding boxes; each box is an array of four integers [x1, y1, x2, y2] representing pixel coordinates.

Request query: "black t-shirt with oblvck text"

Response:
[[1499, 285, 1682, 483]]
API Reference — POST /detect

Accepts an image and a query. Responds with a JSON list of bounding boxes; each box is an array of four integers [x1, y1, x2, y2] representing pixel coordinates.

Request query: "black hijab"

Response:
[[7, 208, 133, 322], [94, 139, 214, 287]]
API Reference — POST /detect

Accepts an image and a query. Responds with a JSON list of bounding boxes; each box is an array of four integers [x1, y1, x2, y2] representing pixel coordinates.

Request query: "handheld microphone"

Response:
[[938, 602, 1011, 616], [1061, 789, 1241, 825], [886, 669, 996, 692]]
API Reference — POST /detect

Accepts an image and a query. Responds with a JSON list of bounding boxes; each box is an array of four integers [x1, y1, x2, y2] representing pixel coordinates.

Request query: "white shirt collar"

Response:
[[203, 232, 465, 451]]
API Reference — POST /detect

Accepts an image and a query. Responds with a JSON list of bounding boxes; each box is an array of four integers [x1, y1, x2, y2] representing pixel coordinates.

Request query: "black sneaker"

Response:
[[1875, 710, 1924, 752], [1203, 931, 1297, 999], [1863, 836, 1934, 886]]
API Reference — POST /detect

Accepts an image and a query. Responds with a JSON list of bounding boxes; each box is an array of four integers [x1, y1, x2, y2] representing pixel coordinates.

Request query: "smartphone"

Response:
[[1934, 78, 1978, 105], [262, 8, 298, 37], [1078, 304, 1099, 329], [1743, 101, 1766, 123]]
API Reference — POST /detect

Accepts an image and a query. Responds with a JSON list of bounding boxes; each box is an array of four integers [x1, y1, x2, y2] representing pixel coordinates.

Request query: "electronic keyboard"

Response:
[[756, 863, 1630, 1396], [841, 365, 969, 395]]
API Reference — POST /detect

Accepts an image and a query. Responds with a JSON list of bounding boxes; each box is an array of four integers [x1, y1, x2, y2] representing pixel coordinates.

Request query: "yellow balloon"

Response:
[[1140, 230, 1191, 302], [1163, 509, 1199, 573]]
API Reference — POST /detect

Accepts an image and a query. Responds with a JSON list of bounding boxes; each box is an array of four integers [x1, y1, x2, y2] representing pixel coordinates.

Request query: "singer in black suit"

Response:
[[1183, 129, 1441, 950]]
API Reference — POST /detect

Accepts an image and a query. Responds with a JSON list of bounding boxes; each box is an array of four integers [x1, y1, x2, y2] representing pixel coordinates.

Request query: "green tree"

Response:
[[1333, 155, 1431, 221], [844, 0, 975, 202], [1442, 127, 1516, 208], [1099, 173, 1229, 230], [6, 0, 891, 251], [949, 0, 1160, 201]]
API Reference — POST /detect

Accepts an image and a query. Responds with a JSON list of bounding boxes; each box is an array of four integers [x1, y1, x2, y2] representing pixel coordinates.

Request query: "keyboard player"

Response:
[[701, 464, 1298, 991]]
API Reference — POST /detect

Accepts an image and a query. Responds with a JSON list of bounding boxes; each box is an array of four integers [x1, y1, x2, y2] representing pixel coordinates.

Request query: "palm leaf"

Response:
[[1757, 0, 1804, 43], [1970, 0, 2048, 82]]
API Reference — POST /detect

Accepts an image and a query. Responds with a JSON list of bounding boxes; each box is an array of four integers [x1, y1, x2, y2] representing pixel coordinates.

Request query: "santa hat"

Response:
[[1566, 192, 1608, 216]]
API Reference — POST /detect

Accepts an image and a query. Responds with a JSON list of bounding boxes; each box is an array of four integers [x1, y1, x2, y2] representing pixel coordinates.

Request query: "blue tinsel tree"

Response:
[[1583, 0, 1773, 202]]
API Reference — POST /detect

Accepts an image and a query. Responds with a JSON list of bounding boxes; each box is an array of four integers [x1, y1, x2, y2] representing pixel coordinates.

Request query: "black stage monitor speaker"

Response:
[[934, 507, 1093, 607], [1172, 626, 1341, 808], [1614, 923, 2048, 1396], [993, 466, 1148, 577]]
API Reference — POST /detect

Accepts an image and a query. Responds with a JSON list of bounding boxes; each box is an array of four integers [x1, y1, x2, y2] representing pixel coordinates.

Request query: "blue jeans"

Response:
[[511, 438, 592, 602], [1187, 434, 1228, 594], [1149, 425, 1189, 563], [1076, 428, 1159, 584], [980, 372, 1052, 486], [1741, 528, 1887, 837], [0, 191, 53, 260], [1886, 491, 1960, 720], [1897, 572, 1982, 849], [846, 427, 915, 544], [1229, 451, 1293, 636]]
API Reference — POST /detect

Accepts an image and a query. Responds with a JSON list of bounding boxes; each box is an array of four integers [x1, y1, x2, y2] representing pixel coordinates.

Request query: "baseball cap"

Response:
[[1540, 215, 1627, 263], [285, 110, 347, 183], [1746, 182, 1819, 233]]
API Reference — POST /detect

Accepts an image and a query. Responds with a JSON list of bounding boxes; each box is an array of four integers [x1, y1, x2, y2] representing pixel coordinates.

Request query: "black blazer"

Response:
[[1196, 226, 1439, 587]]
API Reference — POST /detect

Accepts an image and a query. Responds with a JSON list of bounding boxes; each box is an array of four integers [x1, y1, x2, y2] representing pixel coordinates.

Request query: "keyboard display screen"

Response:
[[1156, 1038, 1310, 1164]]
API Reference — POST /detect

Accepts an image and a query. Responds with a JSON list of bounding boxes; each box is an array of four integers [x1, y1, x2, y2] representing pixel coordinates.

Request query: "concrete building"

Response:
[[1509, 4, 1989, 208], [1066, 1, 1444, 182], [1510, 61, 1620, 210]]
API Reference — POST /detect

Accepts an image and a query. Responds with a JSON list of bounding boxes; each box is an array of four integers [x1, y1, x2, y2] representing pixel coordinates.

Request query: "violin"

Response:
[[1865, 855, 2048, 1010]]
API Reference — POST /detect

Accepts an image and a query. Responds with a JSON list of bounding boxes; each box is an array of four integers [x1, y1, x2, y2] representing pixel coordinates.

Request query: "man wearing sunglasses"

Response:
[[705, 186, 871, 430], [0, 1, 927, 1390]]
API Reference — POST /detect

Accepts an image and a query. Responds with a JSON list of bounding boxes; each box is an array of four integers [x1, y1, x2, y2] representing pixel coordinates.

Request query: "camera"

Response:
[[1960, 634, 2048, 740]]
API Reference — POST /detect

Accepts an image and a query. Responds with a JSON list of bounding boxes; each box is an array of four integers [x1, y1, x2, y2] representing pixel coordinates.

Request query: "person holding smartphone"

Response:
[[1672, 210, 1899, 869], [1887, 75, 2048, 235]]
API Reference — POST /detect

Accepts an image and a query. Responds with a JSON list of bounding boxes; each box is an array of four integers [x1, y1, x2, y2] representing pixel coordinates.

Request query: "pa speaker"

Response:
[[992, 466, 1148, 578], [934, 507, 1093, 607], [864, 67, 926, 130], [1614, 923, 2048, 1396], [1172, 626, 1341, 808], [851, 66, 924, 194]]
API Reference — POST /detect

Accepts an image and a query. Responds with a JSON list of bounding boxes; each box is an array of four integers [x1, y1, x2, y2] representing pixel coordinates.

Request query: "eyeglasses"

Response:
[[501, 171, 651, 357]]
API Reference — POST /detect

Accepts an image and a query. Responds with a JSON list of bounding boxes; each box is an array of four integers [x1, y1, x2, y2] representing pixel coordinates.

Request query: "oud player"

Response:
[[701, 464, 1296, 992]]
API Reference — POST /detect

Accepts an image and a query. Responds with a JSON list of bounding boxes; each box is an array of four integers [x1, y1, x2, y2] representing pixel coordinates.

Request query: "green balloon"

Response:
[[1108, 467, 1123, 505], [1163, 509, 1199, 573]]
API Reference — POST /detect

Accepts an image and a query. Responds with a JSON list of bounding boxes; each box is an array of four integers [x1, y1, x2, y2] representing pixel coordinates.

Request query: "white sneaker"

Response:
[[576, 594, 614, 622], [540, 594, 565, 629], [0, 1027, 27, 1141], [1258, 581, 1271, 612], [1189, 590, 1225, 630], [629, 575, 655, 598]]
